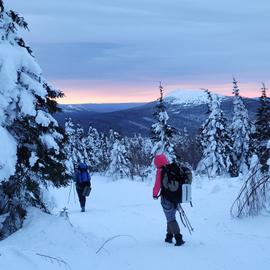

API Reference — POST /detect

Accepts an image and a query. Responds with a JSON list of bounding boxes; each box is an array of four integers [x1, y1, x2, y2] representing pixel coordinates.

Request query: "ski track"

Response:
[[1, 175, 270, 270]]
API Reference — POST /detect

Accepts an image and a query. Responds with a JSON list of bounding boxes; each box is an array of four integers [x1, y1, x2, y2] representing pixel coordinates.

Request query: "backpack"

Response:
[[76, 168, 91, 183], [161, 163, 192, 204]]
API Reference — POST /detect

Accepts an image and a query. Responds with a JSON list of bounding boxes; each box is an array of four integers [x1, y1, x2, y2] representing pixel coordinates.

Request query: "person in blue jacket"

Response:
[[75, 162, 91, 212]]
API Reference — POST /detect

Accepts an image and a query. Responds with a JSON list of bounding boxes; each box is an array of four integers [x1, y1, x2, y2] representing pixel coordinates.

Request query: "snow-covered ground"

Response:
[[1, 175, 270, 270]]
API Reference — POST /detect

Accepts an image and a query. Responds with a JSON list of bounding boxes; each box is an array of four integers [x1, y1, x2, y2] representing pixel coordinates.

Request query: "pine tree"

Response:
[[107, 137, 131, 180], [84, 125, 102, 172], [73, 124, 89, 166], [196, 90, 232, 177], [64, 118, 77, 175], [126, 134, 152, 180], [99, 132, 111, 172], [230, 78, 252, 176], [0, 1, 70, 240], [253, 83, 270, 172], [150, 83, 176, 162]]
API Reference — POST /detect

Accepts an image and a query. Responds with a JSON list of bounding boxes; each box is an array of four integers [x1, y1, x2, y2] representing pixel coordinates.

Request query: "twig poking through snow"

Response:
[[96, 235, 135, 254], [36, 253, 72, 270]]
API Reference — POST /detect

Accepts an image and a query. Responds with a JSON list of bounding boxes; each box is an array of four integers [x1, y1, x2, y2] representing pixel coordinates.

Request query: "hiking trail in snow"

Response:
[[1, 175, 270, 270]]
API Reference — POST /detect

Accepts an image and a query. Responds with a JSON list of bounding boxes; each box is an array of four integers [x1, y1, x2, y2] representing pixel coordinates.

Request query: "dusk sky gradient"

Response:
[[6, 0, 270, 103]]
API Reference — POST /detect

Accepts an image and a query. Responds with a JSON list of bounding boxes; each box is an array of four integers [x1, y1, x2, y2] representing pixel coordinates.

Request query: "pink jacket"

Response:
[[153, 154, 168, 198]]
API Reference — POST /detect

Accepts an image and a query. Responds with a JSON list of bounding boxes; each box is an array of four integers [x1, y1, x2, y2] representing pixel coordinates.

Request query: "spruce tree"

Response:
[[253, 83, 270, 172], [84, 125, 102, 172], [230, 78, 252, 176], [0, 1, 70, 239], [107, 136, 131, 180], [73, 124, 89, 166], [126, 134, 152, 180], [196, 90, 232, 177], [64, 118, 77, 175], [99, 132, 111, 172], [150, 83, 176, 162]]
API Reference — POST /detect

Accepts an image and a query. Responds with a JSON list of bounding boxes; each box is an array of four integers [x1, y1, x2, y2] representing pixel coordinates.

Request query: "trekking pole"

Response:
[[177, 204, 194, 234], [180, 206, 194, 234], [73, 181, 77, 204], [67, 181, 73, 205]]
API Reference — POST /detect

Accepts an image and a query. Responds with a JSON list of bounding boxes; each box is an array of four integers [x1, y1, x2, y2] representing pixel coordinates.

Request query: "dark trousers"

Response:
[[161, 196, 180, 235], [76, 182, 90, 208]]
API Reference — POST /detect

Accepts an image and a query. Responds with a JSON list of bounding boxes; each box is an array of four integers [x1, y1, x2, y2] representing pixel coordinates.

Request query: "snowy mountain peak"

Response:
[[165, 89, 225, 106]]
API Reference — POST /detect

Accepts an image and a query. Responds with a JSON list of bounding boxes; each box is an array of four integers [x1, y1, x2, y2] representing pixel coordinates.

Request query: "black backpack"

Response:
[[161, 163, 192, 204]]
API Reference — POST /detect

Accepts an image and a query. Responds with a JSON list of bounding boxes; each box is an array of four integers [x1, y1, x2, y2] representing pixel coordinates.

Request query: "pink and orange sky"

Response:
[[7, 0, 270, 104], [53, 80, 264, 104]]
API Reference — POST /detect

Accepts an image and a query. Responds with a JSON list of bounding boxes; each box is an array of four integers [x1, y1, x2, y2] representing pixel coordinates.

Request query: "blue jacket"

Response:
[[76, 163, 91, 183]]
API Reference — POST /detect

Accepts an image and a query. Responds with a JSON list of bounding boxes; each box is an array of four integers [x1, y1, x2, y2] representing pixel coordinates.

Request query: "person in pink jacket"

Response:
[[153, 154, 185, 246]]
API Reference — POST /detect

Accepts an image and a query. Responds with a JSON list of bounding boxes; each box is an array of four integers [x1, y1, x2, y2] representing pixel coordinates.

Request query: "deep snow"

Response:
[[1, 175, 270, 270]]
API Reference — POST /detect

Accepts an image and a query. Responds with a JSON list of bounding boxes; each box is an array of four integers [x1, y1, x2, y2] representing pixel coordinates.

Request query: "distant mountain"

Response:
[[165, 89, 225, 106], [55, 89, 259, 137], [60, 102, 146, 113]]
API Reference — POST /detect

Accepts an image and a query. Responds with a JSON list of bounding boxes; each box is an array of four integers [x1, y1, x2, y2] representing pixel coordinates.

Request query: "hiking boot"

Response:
[[165, 233, 173, 243], [81, 207, 85, 212], [174, 234, 185, 246]]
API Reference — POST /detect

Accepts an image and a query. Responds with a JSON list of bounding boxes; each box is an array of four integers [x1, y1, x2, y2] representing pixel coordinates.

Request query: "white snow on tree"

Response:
[[0, 1, 70, 240], [74, 124, 89, 166], [84, 125, 102, 172], [150, 83, 176, 162], [126, 134, 153, 180], [196, 90, 232, 177], [230, 78, 252, 177], [64, 118, 77, 175], [107, 135, 131, 180], [252, 83, 270, 173]]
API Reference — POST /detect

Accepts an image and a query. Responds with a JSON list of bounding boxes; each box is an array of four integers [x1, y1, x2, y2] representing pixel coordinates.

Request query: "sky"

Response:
[[5, 0, 270, 103]]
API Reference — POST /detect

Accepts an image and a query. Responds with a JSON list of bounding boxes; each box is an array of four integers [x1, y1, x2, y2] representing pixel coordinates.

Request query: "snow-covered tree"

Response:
[[0, 1, 70, 240], [253, 83, 270, 173], [98, 132, 111, 172], [107, 137, 131, 180], [73, 124, 89, 166], [230, 78, 252, 176], [196, 90, 232, 177], [64, 118, 78, 175], [84, 125, 102, 172], [126, 134, 152, 180], [150, 83, 176, 162]]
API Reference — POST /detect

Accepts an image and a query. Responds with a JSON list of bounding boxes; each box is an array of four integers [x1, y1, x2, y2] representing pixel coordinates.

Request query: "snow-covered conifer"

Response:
[[84, 125, 102, 172], [73, 124, 89, 166], [150, 83, 176, 162], [230, 78, 252, 176], [98, 132, 111, 172], [0, 1, 70, 239], [107, 137, 131, 180], [253, 83, 270, 173], [126, 134, 152, 180], [196, 90, 232, 177]]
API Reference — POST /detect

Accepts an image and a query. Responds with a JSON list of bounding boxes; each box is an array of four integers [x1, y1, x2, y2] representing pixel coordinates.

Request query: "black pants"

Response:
[[76, 182, 90, 208]]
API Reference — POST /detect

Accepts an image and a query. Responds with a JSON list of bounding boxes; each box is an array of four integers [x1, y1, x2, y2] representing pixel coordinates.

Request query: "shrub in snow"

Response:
[[196, 90, 232, 178], [150, 83, 176, 162], [230, 78, 252, 177], [0, 1, 71, 240], [231, 154, 270, 217]]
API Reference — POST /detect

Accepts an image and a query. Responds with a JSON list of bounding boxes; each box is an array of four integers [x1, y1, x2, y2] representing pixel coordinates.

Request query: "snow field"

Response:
[[1, 175, 270, 270]]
